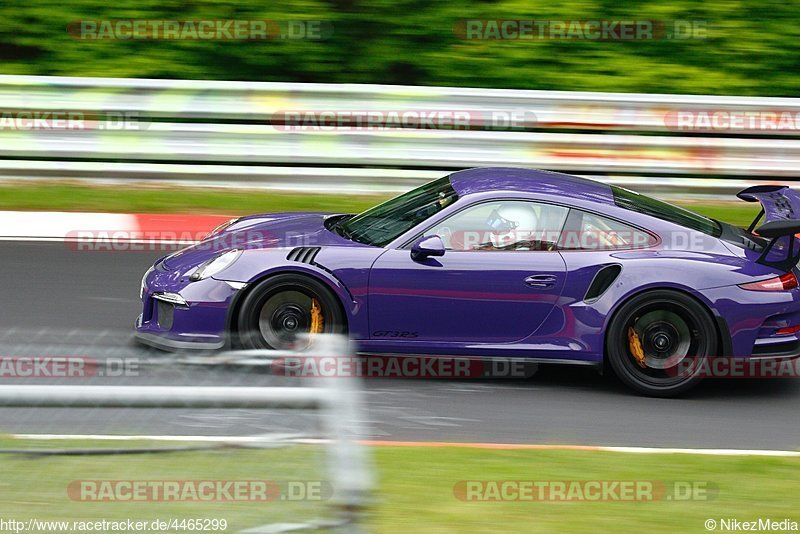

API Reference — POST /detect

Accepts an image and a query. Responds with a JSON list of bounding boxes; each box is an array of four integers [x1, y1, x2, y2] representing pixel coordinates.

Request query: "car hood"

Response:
[[159, 211, 363, 272]]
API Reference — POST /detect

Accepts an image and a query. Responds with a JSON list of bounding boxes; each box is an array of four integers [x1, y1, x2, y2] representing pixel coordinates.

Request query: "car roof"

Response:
[[447, 167, 615, 205]]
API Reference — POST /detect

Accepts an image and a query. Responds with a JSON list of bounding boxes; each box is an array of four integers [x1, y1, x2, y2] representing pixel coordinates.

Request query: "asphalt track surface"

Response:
[[1, 241, 800, 450]]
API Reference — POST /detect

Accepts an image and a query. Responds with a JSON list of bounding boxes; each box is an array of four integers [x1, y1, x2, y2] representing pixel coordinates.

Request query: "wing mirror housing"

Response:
[[411, 235, 446, 261]]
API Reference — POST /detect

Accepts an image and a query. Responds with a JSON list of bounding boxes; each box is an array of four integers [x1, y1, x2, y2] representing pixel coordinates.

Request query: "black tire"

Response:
[[606, 289, 717, 397], [237, 274, 346, 350]]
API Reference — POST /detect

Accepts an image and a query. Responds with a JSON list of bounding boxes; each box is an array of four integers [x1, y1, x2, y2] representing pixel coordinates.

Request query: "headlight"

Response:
[[189, 249, 242, 281]]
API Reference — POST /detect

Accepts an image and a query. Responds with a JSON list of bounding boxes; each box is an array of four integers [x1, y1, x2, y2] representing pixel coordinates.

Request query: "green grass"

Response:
[[0, 182, 761, 229], [0, 438, 329, 531], [0, 182, 388, 216], [373, 446, 800, 533], [0, 438, 798, 533], [684, 202, 760, 228]]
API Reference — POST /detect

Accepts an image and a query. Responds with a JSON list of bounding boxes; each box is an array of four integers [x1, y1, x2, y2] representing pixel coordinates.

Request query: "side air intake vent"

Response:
[[287, 247, 321, 264], [584, 265, 622, 303]]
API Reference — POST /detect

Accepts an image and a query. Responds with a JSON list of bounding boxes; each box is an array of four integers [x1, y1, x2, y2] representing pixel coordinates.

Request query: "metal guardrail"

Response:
[[4, 74, 800, 133], [1, 74, 799, 192], [3, 125, 800, 176], [0, 335, 372, 533]]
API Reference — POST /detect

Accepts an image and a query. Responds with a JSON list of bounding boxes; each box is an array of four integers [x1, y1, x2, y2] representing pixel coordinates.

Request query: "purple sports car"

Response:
[[135, 167, 800, 396]]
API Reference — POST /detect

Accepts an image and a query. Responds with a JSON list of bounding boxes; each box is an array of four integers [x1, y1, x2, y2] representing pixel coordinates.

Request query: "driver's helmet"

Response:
[[485, 204, 538, 248]]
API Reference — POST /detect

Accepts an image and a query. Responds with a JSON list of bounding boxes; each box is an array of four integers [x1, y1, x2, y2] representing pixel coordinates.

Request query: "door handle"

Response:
[[524, 274, 558, 288]]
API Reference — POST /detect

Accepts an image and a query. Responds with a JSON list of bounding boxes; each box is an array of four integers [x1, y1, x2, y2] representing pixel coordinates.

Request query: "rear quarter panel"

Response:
[[553, 244, 797, 360]]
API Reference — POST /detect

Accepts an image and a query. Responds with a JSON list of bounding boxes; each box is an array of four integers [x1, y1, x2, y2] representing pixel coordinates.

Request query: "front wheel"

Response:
[[606, 290, 717, 397], [236, 274, 346, 350]]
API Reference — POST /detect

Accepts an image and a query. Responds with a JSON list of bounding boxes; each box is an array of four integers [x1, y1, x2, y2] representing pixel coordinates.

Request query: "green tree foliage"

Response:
[[1, 0, 798, 95]]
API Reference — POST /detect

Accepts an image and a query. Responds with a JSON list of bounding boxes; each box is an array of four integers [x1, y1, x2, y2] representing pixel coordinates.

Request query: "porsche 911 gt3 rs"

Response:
[[135, 167, 800, 396]]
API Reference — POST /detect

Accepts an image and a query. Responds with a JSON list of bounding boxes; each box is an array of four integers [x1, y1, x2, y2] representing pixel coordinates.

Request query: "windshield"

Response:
[[338, 176, 459, 246], [611, 185, 721, 237]]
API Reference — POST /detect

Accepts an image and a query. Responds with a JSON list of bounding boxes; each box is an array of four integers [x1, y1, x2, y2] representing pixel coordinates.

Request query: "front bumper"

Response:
[[134, 261, 244, 352], [133, 320, 226, 351]]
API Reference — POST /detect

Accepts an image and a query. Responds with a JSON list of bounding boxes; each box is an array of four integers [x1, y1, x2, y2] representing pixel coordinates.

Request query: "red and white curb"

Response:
[[11, 434, 800, 456], [0, 211, 232, 243]]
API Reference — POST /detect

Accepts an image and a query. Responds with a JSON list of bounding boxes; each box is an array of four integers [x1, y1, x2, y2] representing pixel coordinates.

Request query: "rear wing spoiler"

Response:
[[753, 220, 800, 271], [737, 185, 800, 232], [738, 186, 800, 271], [738, 193, 800, 271]]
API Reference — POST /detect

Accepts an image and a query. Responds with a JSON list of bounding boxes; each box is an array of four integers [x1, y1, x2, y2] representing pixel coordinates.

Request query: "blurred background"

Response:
[[1, 0, 798, 94], [0, 0, 796, 223], [0, 1, 800, 222]]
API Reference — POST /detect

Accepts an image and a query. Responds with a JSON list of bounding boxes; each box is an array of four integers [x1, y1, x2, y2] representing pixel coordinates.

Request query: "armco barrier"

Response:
[[1, 75, 799, 192]]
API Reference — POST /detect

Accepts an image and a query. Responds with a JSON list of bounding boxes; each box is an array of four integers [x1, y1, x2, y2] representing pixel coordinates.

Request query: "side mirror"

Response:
[[411, 235, 446, 261]]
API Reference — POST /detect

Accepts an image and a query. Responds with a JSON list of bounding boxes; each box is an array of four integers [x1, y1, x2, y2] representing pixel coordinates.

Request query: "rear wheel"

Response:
[[237, 274, 345, 350], [606, 290, 717, 397]]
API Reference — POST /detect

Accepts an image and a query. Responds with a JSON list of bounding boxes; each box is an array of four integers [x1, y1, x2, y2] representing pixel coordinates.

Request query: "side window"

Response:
[[558, 210, 656, 250], [424, 201, 569, 251]]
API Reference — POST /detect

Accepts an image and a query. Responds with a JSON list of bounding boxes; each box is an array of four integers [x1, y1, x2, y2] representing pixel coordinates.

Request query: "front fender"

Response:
[[214, 249, 366, 339]]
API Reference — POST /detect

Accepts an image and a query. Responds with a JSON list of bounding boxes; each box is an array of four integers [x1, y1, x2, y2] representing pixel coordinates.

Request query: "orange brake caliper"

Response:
[[627, 327, 646, 368], [310, 298, 325, 334]]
